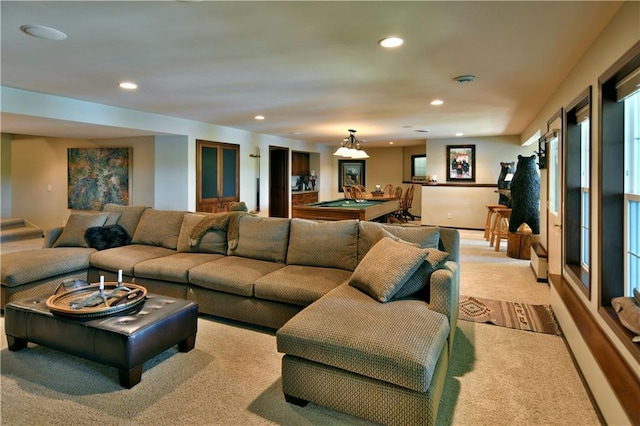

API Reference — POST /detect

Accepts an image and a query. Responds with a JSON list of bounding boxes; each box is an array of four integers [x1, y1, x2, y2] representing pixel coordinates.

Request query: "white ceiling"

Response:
[[0, 1, 623, 148]]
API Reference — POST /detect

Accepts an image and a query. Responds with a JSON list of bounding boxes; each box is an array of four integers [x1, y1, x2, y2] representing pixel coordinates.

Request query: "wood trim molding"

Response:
[[550, 274, 640, 424], [411, 182, 497, 188]]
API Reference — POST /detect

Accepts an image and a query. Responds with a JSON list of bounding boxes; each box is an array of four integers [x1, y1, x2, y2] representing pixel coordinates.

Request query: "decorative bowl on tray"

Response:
[[46, 282, 147, 319]]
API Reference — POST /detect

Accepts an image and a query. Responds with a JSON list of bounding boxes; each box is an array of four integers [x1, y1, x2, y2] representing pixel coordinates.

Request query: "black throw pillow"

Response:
[[84, 224, 132, 250]]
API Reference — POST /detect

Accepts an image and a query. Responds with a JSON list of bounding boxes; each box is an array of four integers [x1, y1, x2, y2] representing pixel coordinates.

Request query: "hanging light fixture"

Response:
[[333, 129, 369, 159]]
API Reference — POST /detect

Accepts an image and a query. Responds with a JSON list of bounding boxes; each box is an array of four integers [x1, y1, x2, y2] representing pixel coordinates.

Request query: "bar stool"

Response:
[[484, 204, 505, 241], [490, 208, 512, 252]]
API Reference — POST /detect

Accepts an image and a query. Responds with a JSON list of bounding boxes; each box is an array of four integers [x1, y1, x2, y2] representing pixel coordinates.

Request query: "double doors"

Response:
[[197, 140, 239, 213]]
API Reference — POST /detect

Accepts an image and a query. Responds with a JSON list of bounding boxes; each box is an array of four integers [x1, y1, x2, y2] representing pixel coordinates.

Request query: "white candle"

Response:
[[99, 276, 104, 290], [118, 269, 123, 283]]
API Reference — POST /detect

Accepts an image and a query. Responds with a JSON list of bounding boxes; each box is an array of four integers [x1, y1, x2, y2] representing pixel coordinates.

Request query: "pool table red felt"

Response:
[[292, 198, 398, 221]]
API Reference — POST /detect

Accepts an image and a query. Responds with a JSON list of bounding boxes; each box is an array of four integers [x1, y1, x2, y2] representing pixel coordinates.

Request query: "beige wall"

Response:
[[1, 133, 12, 217], [520, 2, 640, 424], [8, 135, 155, 230], [421, 135, 535, 228]]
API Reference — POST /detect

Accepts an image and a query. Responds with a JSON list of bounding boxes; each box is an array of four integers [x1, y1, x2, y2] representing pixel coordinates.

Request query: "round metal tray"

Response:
[[46, 282, 147, 319]]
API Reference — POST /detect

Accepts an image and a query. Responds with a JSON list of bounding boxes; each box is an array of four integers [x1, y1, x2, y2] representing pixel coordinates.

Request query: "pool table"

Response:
[[292, 198, 399, 222]]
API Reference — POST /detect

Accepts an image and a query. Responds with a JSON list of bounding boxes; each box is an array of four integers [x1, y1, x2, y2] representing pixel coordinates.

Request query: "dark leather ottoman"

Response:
[[4, 293, 198, 388]]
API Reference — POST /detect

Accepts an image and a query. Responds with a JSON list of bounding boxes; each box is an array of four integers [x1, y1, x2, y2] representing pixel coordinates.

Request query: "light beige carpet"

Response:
[[0, 231, 601, 425]]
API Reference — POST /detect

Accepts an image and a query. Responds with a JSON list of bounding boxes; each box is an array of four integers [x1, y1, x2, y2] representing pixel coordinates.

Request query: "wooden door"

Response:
[[197, 140, 239, 213], [269, 147, 289, 217], [547, 120, 563, 276]]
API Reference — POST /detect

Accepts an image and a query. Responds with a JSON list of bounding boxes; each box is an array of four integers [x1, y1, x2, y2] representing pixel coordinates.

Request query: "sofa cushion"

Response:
[[53, 213, 109, 248], [189, 256, 284, 297], [89, 244, 176, 276], [394, 247, 450, 299], [254, 265, 351, 307], [134, 252, 224, 284], [176, 213, 228, 254], [84, 224, 132, 250], [230, 215, 290, 263], [1, 248, 95, 287], [357, 222, 440, 262], [102, 204, 149, 238], [287, 219, 358, 271], [131, 209, 186, 249], [349, 237, 429, 303], [277, 283, 449, 393]]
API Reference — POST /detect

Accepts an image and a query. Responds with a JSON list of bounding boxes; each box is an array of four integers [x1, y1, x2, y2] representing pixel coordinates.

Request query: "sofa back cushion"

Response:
[[131, 209, 187, 249], [287, 219, 358, 271], [102, 204, 149, 237], [177, 213, 228, 254], [53, 212, 109, 248], [229, 215, 290, 263], [357, 221, 440, 262]]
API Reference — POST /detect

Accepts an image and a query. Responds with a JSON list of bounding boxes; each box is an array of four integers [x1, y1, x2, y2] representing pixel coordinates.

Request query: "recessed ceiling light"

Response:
[[453, 75, 476, 84], [430, 99, 444, 106], [414, 129, 430, 133], [389, 141, 394, 145], [118, 82, 138, 90], [20, 24, 67, 41], [402, 125, 413, 129], [254, 115, 265, 120], [456, 132, 464, 137], [378, 37, 403, 48]]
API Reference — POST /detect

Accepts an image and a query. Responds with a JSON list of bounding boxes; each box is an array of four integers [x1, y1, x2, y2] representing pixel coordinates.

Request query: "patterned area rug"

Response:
[[459, 295, 562, 335]]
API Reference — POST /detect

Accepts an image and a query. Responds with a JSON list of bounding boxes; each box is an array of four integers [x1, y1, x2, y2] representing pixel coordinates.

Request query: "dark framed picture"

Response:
[[338, 159, 366, 192], [446, 145, 475, 182]]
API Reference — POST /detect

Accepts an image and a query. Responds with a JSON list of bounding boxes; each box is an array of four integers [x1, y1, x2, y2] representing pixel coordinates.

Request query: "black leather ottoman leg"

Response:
[[6, 335, 27, 351], [177, 333, 196, 352], [119, 365, 143, 389], [285, 394, 309, 407]]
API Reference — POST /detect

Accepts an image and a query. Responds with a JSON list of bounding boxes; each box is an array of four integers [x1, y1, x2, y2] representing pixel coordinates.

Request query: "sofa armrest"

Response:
[[42, 227, 64, 248], [428, 260, 459, 356]]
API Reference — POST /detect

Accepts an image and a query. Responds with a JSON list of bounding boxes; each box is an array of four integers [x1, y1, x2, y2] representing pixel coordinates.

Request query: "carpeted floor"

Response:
[[0, 232, 602, 425]]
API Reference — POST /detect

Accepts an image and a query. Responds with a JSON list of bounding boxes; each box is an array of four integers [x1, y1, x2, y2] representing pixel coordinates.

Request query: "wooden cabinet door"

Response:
[[197, 140, 239, 213], [292, 152, 310, 175]]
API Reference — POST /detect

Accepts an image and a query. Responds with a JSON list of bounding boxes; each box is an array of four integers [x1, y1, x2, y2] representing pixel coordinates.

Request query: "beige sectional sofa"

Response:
[[0, 204, 460, 425]]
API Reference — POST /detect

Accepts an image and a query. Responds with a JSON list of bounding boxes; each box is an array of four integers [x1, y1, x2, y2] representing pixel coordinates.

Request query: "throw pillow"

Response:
[[349, 236, 429, 303], [84, 224, 132, 250], [394, 247, 450, 299], [104, 211, 122, 226], [53, 212, 109, 248], [102, 204, 149, 238], [357, 221, 440, 262]]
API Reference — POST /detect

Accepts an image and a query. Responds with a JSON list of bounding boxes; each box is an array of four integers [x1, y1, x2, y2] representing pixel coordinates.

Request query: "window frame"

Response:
[[564, 87, 592, 298], [411, 154, 427, 179], [597, 40, 640, 354]]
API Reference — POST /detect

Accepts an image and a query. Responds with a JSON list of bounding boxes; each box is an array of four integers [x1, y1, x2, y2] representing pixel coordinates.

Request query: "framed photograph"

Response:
[[446, 145, 475, 182], [68, 147, 132, 210], [338, 159, 366, 192]]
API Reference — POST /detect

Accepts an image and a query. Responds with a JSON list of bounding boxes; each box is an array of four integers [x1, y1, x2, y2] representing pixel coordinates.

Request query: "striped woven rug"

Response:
[[459, 295, 561, 335]]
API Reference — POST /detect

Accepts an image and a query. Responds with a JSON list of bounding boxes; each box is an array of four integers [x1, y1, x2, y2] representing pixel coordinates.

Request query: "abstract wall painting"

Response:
[[67, 148, 131, 210]]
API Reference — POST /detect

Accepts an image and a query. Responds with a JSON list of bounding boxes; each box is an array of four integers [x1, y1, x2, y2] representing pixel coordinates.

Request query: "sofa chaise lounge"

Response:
[[1, 204, 460, 425]]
